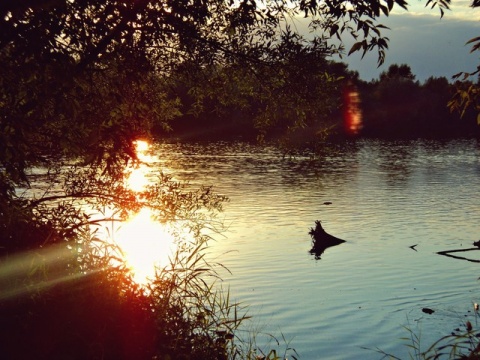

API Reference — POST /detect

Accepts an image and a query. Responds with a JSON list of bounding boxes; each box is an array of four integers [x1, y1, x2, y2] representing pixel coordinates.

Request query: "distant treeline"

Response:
[[357, 64, 479, 140], [160, 62, 479, 143]]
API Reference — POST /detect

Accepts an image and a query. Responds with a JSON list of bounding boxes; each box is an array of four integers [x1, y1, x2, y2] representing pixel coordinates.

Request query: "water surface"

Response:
[[155, 139, 480, 359]]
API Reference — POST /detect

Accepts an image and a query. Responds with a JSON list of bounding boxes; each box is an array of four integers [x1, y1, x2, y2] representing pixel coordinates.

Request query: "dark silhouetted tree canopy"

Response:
[[5, 1, 480, 359], [0, 0, 455, 187], [380, 64, 416, 82]]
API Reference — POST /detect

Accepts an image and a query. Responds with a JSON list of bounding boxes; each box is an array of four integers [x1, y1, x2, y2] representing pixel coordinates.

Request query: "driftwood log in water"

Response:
[[437, 247, 480, 263], [309, 220, 346, 259]]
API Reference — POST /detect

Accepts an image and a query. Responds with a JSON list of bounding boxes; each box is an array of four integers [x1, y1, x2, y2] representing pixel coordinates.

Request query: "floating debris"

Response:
[[309, 220, 346, 260], [422, 307, 434, 315], [437, 248, 480, 263]]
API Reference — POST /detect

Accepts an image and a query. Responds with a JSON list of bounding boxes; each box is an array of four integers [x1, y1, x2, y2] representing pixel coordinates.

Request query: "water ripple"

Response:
[[156, 139, 480, 359]]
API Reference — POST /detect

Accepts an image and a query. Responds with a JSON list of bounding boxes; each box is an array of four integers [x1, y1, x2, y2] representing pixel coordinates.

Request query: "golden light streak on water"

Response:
[[125, 140, 152, 192], [116, 139, 175, 285], [115, 208, 174, 285]]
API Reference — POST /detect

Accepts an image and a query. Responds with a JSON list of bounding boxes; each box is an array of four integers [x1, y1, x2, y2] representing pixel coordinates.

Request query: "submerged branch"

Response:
[[437, 248, 480, 263]]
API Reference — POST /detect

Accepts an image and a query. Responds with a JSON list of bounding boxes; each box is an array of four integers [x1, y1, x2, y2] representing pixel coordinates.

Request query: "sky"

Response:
[[326, 1, 480, 82]]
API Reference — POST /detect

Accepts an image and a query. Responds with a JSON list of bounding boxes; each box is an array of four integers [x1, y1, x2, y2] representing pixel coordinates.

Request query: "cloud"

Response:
[[396, 1, 479, 21], [336, 13, 480, 82], [285, 3, 480, 82]]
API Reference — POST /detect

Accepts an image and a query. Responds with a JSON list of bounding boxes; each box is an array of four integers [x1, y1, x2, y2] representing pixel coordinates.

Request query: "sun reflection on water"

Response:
[[115, 208, 174, 284], [114, 139, 175, 285], [125, 140, 153, 192]]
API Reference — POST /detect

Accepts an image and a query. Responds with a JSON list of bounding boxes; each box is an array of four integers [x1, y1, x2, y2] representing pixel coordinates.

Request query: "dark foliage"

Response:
[[0, 271, 156, 360], [357, 65, 479, 139], [0, 260, 230, 360]]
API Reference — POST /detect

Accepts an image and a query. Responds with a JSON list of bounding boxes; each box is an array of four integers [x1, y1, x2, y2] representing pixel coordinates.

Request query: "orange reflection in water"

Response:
[[125, 140, 153, 192], [343, 82, 363, 136], [115, 140, 175, 285], [115, 208, 174, 284]]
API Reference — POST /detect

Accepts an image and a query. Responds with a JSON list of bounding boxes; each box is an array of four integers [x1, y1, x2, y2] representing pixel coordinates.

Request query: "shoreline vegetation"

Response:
[[0, 171, 298, 360], [163, 63, 479, 145]]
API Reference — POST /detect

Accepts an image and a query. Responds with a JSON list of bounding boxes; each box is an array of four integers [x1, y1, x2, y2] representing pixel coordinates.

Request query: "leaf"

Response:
[[452, 71, 463, 79], [466, 36, 480, 52], [387, 0, 395, 11], [329, 23, 339, 36], [371, 26, 381, 36], [396, 0, 408, 10], [380, 5, 389, 16], [465, 36, 480, 45], [348, 41, 363, 56]]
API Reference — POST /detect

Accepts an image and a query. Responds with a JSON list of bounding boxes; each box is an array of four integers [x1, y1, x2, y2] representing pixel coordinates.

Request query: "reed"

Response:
[[368, 312, 480, 360]]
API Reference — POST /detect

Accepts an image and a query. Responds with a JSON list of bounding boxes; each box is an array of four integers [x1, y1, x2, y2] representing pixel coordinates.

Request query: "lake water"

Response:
[[153, 138, 480, 359]]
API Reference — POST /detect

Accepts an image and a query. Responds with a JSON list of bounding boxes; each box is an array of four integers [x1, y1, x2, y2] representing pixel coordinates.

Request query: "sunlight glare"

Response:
[[115, 207, 174, 285], [115, 139, 176, 285], [125, 140, 153, 192], [134, 139, 150, 161]]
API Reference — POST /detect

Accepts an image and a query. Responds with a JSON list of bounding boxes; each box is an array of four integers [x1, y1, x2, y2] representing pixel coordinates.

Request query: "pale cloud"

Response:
[[337, 12, 480, 82], [287, 2, 480, 82], [393, 0, 480, 21]]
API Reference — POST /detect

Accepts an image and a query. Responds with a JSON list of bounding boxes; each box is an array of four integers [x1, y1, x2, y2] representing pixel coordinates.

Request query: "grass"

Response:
[[0, 158, 296, 359], [0, 208, 297, 360], [368, 310, 480, 360]]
